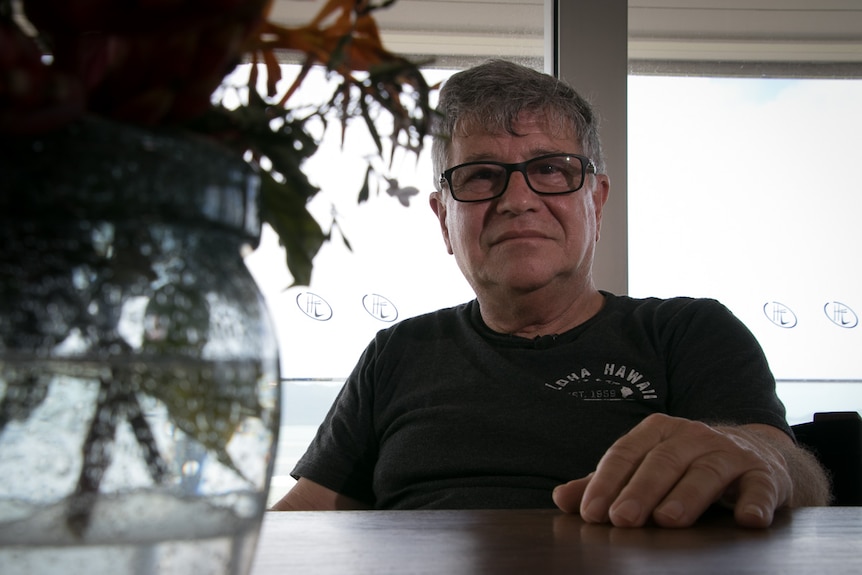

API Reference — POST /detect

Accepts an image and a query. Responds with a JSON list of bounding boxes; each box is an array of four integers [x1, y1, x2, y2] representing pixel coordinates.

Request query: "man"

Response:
[[272, 59, 830, 527]]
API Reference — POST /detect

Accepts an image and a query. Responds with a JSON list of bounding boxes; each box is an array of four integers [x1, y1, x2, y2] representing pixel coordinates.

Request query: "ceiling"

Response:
[[269, 0, 862, 68]]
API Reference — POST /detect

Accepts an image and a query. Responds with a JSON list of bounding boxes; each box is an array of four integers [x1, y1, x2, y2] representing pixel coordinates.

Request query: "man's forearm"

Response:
[[781, 443, 832, 506], [733, 423, 831, 507]]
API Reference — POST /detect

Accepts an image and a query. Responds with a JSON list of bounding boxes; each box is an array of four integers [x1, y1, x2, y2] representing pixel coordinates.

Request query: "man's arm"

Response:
[[552, 413, 831, 528], [270, 477, 372, 511]]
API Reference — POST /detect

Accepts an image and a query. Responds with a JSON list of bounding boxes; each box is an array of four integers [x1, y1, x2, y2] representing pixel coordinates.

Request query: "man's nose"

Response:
[[496, 169, 538, 210]]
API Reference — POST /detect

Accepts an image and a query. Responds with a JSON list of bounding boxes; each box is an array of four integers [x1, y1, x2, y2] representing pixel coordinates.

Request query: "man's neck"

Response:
[[477, 286, 606, 339]]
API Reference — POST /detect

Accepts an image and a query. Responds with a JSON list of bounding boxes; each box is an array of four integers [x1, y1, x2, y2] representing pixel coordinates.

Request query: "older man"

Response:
[[272, 59, 829, 527]]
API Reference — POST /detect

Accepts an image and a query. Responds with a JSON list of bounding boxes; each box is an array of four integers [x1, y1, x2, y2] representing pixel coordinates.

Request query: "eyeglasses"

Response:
[[439, 153, 597, 203]]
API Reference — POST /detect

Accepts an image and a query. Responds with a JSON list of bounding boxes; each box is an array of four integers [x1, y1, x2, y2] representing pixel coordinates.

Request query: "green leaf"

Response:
[[357, 164, 373, 204], [260, 172, 326, 286], [139, 362, 262, 482]]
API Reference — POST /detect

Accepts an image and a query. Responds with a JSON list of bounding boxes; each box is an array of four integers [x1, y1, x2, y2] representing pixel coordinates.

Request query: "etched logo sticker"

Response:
[[824, 301, 858, 328], [362, 293, 398, 322], [763, 301, 797, 328], [296, 292, 333, 321]]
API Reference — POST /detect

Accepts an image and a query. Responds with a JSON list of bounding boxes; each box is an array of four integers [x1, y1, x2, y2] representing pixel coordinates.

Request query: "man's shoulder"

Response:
[[381, 300, 475, 337], [602, 292, 730, 322], [596, 293, 751, 351], [402, 299, 473, 322]]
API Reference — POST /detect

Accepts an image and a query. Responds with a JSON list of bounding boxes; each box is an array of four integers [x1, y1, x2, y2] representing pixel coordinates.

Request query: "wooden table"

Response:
[[249, 507, 862, 574]]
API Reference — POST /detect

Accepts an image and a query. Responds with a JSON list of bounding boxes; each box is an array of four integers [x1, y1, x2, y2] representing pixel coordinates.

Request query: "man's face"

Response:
[[429, 111, 610, 298]]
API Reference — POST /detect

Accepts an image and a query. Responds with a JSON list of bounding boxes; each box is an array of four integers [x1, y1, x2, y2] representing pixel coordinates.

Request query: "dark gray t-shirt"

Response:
[[292, 293, 790, 509]]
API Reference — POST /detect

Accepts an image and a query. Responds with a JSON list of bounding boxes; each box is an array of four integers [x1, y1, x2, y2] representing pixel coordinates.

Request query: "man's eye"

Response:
[[536, 163, 561, 175], [457, 168, 499, 186], [533, 161, 579, 179], [467, 167, 499, 180]]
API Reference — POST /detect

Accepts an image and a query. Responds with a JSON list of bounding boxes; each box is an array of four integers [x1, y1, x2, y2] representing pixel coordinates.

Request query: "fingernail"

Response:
[[611, 499, 642, 525], [582, 497, 608, 522], [657, 500, 685, 522], [743, 504, 765, 520]]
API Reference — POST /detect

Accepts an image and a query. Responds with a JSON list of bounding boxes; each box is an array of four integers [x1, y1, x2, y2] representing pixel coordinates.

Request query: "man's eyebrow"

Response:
[[458, 153, 499, 163], [459, 149, 575, 163]]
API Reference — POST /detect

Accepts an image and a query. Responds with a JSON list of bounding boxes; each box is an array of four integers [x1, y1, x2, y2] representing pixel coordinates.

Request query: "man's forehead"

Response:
[[453, 110, 577, 141]]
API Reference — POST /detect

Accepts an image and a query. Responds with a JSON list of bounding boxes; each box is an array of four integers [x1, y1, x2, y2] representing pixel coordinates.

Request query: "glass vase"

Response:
[[0, 116, 281, 574]]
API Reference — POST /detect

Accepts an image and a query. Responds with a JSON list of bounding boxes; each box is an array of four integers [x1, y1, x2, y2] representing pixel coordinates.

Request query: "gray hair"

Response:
[[431, 59, 605, 191]]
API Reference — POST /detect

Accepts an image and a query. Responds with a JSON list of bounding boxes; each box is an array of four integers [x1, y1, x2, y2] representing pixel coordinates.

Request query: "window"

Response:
[[623, 1, 862, 425], [627, 74, 862, 424]]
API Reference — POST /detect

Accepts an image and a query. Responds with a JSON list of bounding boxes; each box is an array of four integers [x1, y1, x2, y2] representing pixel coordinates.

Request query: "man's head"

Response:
[[428, 60, 610, 322], [431, 59, 605, 191]]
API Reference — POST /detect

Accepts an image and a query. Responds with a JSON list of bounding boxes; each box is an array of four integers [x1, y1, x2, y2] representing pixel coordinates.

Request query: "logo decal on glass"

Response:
[[824, 301, 858, 328], [296, 292, 333, 321], [763, 301, 797, 328], [362, 294, 398, 322]]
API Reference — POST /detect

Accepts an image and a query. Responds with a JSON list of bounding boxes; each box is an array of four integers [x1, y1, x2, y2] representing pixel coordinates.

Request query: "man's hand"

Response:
[[552, 413, 815, 528]]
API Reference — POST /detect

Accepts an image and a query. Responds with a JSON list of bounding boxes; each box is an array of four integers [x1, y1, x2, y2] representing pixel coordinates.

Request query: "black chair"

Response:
[[791, 411, 862, 506]]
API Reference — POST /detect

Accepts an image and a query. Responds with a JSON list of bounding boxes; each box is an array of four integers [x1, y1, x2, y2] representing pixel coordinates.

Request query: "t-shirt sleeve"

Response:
[[290, 341, 380, 505], [660, 298, 791, 436]]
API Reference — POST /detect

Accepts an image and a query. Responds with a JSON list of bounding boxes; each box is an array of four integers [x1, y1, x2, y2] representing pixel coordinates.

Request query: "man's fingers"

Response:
[[730, 468, 786, 527], [576, 414, 792, 528], [552, 475, 592, 514], [579, 413, 684, 525], [648, 453, 742, 527]]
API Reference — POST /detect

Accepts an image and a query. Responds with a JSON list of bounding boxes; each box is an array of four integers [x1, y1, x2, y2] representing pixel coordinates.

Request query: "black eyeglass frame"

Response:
[[439, 153, 598, 203]]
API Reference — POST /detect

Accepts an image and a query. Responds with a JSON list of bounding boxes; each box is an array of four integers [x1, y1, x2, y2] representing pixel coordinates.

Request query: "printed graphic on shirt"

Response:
[[544, 363, 659, 401]]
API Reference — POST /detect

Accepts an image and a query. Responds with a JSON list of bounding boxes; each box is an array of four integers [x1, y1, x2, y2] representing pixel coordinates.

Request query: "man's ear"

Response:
[[592, 174, 610, 243], [429, 191, 454, 255]]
